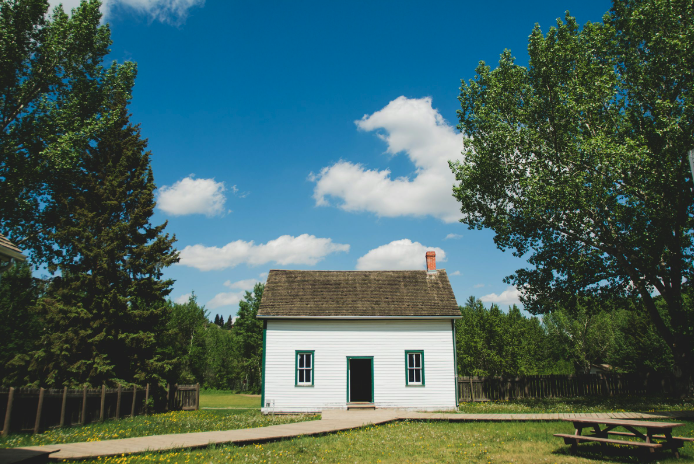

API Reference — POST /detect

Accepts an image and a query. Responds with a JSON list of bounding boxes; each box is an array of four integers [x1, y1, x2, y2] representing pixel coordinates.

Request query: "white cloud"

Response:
[[473, 283, 485, 288], [480, 286, 522, 306], [224, 278, 259, 290], [356, 239, 445, 271], [311, 96, 463, 223], [207, 291, 244, 310], [50, 0, 204, 24], [450, 270, 461, 276], [179, 234, 350, 271], [174, 293, 192, 304], [157, 176, 226, 217], [445, 233, 463, 240]]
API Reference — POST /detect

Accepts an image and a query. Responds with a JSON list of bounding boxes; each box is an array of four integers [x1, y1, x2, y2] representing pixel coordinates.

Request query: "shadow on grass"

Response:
[[552, 442, 693, 463]]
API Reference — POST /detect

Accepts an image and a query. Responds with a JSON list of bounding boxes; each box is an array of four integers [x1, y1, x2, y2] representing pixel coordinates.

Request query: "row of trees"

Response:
[[0, 263, 266, 391], [164, 286, 264, 391], [456, 295, 676, 377]]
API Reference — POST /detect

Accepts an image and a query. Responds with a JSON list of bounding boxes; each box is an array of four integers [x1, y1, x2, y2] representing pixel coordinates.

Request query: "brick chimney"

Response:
[[426, 251, 436, 273]]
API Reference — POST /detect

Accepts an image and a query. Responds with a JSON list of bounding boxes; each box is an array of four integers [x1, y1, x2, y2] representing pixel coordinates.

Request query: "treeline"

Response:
[[0, 262, 265, 392], [163, 286, 264, 392], [456, 295, 675, 376]]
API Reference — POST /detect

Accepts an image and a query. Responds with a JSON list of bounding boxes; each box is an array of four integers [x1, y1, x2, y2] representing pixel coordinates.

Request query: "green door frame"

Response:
[[346, 356, 374, 403]]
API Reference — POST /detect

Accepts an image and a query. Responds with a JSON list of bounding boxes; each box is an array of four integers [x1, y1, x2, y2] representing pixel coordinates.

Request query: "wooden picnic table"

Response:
[[554, 418, 694, 459]]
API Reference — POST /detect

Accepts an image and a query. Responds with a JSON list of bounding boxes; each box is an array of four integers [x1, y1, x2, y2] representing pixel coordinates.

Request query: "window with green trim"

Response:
[[296, 351, 314, 386], [405, 350, 424, 386]]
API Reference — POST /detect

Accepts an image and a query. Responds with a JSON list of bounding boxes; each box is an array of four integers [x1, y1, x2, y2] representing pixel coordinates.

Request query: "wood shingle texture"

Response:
[[0, 233, 25, 261], [258, 270, 460, 318]]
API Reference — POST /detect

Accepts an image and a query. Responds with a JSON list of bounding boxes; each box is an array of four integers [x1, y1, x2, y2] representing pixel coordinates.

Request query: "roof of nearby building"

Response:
[[0, 233, 26, 261], [257, 269, 460, 318]]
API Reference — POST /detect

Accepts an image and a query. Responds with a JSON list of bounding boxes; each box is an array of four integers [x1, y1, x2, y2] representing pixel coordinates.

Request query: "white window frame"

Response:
[[405, 350, 425, 386], [295, 351, 314, 387]]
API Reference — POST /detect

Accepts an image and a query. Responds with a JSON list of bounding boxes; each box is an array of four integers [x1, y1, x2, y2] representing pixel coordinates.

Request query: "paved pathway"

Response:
[[3, 409, 694, 462]]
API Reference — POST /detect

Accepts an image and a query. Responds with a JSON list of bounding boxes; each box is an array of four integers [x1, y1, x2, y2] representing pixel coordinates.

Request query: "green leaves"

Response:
[[0, 0, 135, 264], [453, 1, 694, 378]]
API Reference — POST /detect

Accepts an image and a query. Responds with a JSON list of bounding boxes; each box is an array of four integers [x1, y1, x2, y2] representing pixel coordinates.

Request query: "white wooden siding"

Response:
[[262, 319, 457, 412]]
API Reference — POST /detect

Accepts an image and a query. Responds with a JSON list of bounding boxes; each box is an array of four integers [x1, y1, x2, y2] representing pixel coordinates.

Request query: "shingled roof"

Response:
[[257, 270, 460, 318], [0, 233, 25, 262]]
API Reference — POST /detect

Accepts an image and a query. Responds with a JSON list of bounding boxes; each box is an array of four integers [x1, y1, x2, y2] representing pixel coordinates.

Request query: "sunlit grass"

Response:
[[199, 390, 260, 409], [0, 409, 316, 449], [457, 396, 694, 414], [75, 419, 694, 463]]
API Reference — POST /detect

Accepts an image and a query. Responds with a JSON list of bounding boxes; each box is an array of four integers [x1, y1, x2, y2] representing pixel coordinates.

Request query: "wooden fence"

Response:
[[457, 374, 677, 402], [1, 383, 199, 436]]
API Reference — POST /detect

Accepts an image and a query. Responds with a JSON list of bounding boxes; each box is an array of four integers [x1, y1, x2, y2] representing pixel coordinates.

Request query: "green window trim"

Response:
[[405, 350, 425, 386], [295, 350, 315, 387], [261, 320, 267, 407]]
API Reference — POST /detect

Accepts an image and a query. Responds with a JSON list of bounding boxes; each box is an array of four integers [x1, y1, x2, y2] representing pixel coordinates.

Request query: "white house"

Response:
[[258, 252, 461, 413]]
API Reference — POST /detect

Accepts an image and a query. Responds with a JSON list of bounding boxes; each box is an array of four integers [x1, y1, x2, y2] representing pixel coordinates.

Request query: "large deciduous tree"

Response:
[[0, 0, 133, 263], [451, 0, 694, 382]]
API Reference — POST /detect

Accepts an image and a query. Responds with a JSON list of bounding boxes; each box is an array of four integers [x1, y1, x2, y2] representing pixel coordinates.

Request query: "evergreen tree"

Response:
[[225, 315, 233, 329], [0, 262, 42, 385], [31, 91, 179, 387]]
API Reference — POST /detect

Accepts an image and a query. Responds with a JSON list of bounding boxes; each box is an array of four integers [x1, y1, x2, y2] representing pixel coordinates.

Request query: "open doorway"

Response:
[[347, 357, 373, 403]]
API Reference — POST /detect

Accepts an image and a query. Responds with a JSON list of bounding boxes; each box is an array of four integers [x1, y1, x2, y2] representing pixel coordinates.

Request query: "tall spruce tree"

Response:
[[31, 89, 179, 387]]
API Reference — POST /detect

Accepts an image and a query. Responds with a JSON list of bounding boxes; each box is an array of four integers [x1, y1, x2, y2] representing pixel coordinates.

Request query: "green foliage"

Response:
[[456, 296, 568, 376], [27, 90, 179, 387], [0, 262, 42, 385], [0, 0, 137, 263], [452, 1, 694, 376], [164, 287, 265, 391], [163, 293, 209, 384], [231, 283, 264, 392]]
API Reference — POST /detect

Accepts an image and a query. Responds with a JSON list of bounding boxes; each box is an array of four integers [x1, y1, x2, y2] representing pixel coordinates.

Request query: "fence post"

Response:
[[145, 383, 150, 415], [116, 384, 122, 419], [166, 383, 171, 412], [100, 385, 106, 421], [81, 386, 88, 424], [196, 383, 200, 411], [131, 385, 137, 418], [33, 388, 45, 434], [60, 386, 68, 427], [469, 377, 474, 402], [2, 387, 14, 437]]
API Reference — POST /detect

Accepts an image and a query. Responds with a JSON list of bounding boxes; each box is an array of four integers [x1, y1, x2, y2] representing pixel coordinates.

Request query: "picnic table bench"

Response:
[[554, 418, 694, 459]]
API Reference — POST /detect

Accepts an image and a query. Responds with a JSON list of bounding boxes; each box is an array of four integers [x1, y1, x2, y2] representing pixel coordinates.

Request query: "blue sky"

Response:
[[55, 0, 612, 319]]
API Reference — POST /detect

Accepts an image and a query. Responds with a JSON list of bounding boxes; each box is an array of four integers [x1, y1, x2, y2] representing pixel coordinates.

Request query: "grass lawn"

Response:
[[457, 396, 694, 414], [74, 419, 694, 463], [0, 409, 316, 449], [199, 390, 261, 408]]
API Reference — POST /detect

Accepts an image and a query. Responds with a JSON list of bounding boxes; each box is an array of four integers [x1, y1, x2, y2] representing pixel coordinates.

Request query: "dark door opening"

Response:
[[349, 358, 373, 403]]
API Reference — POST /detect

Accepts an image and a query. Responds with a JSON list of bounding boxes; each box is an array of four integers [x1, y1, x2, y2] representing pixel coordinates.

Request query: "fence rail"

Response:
[[457, 373, 677, 402], [1, 383, 199, 436]]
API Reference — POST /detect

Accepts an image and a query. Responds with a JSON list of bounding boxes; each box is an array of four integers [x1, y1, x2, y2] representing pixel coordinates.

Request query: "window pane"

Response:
[[305, 370, 311, 383], [413, 354, 421, 368], [298, 354, 305, 368], [414, 369, 421, 383], [408, 354, 415, 368], [305, 354, 311, 368], [408, 369, 415, 383], [298, 370, 305, 383]]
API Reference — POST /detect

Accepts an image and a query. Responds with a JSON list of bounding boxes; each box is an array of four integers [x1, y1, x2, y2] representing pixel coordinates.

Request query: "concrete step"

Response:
[[347, 403, 375, 410]]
